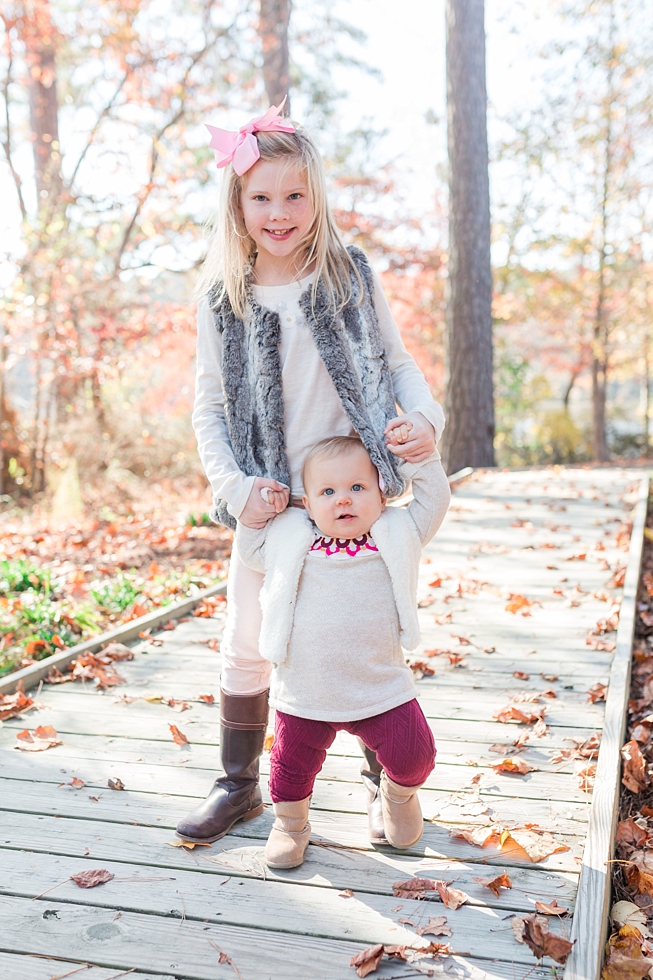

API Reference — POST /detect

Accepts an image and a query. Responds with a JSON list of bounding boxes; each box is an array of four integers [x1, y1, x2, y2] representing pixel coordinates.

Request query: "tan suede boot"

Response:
[[264, 798, 312, 869], [380, 773, 424, 849]]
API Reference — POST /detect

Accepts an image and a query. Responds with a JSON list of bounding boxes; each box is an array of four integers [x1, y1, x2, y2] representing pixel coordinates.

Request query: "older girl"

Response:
[[176, 103, 444, 845]]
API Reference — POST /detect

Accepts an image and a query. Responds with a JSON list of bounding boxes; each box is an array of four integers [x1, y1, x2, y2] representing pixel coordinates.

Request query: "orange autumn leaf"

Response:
[[15, 726, 62, 751], [169, 724, 189, 747], [587, 682, 607, 703], [198, 693, 215, 704], [472, 871, 512, 896], [624, 863, 653, 896], [491, 758, 535, 776], [513, 671, 530, 680], [505, 593, 536, 615], [0, 691, 34, 721], [428, 577, 443, 588]]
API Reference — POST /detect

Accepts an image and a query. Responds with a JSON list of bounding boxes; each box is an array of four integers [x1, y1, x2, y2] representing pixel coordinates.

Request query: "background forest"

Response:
[[2, 0, 653, 513]]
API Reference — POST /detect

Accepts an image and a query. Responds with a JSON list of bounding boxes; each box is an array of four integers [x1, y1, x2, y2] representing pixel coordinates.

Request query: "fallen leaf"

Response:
[[198, 693, 215, 705], [409, 660, 435, 677], [513, 671, 530, 680], [59, 776, 85, 789], [534, 899, 569, 916], [0, 691, 35, 720], [625, 864, 653, 896], [586, 636, 616, 652], [611, 901, 651, 936], [493, 705, 546, 725], [169, 724, 189, 747], [508, 828, 571, 862], [491, 758, 535, 776], [416, 916, 452, 937], [15, 727, 62, 752], [511, 913, 574, 963], [602, 926, 653, 980], [587, 682, 607, 703], [505, 594, 537, 615], [263, 733, 274, 752], [392, 878, 437, 899], [615, 817, 648, 847], [472, 871, 512, 896], [101, 643, 134, 661], [108, 778, 125, 791], [397, 917, 415, 926], [434, 880, 468, 910], [541, 673, 559, 682], [577, 765, 596, 791], [350, 944, 384, 977], [450, 634, 472, 645], [428, 577, 442, 588], [433, 612, 452, 625], [338, 889, 354, 898], [621, 740, 649, 793], [163, 698, 191, 712], [166, 839, 212, 850], [71, 869, 115, 888]]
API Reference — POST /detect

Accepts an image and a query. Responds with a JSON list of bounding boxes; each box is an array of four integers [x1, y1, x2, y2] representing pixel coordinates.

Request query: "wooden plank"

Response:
[[564, 473, 648, 980], [0, 582, 227, 697], [0, 952, 179, 980], [1, 689, 606, 732], [0, 739, 601, 806], [0, 894, 558, 980], [0, 774, 589, 844], [0, 780, 585, 871], [1, 848, 573, 961], [0, 811, 579, 912]]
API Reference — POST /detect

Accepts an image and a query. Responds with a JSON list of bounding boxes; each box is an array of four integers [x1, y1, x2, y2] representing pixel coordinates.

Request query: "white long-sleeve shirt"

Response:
[[193, 268, 445, 520]]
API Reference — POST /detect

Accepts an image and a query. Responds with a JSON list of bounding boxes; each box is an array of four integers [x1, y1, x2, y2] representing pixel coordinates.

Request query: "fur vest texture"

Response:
[[239, 505, 423, 665], [209, 246, 405, 529]]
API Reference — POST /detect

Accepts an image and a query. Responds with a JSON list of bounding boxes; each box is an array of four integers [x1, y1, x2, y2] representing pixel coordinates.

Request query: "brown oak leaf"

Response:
[[71, 869, 115, 888], [621, 740, 649, 793], [492, 758, 535, 776], [434, 880, 468, 910], [602, 927, 653, 980], [493, 705, 546, 725], [415, 916, 452, 937], [350, 944, 384, 977], [534, 899, 569, 916], [511, 913, 574, 963], [108, 777, 125, 791], [392, 878, 437, 899]]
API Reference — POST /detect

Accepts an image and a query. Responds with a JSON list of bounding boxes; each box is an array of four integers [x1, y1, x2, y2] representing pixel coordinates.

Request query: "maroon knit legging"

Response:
[[269, 698, 436, 803]]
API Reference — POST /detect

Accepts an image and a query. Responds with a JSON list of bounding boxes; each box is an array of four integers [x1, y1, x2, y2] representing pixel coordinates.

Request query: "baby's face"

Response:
[[302, 447, 385, 539]]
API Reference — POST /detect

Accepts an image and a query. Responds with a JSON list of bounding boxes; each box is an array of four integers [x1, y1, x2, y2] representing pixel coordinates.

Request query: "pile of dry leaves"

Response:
[[606, 512, 653, 978]]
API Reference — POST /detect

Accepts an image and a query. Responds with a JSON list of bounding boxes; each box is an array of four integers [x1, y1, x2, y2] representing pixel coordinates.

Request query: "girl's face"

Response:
[[240, 158, 313, 267], [302, 447, 386, 540]]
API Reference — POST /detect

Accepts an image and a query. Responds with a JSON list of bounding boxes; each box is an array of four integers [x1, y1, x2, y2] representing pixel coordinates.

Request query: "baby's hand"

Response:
[[239, 478, 290, 529], [384, 413, 435, 463]]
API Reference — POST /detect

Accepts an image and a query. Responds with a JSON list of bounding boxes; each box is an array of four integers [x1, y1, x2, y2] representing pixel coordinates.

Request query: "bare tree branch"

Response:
[[66, 71, 130, 192], [1, 39, 27, 220]]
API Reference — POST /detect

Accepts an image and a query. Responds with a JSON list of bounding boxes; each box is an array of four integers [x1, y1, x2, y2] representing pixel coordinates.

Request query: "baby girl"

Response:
[[236, 434, 450, 868]]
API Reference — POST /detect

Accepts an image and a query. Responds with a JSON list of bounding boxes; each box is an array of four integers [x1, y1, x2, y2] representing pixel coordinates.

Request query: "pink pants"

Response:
[[269, 699, 436, 802]]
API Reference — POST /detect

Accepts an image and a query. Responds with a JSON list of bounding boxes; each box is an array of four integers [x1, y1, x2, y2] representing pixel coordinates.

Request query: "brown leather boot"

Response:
[[357, 738, 387, 845], [175, 690, 268, 843]]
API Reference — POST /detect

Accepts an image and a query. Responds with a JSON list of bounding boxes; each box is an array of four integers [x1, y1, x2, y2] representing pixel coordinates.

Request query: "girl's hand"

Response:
[[239, 478, 290, 529], [384, 412, 436, 463]]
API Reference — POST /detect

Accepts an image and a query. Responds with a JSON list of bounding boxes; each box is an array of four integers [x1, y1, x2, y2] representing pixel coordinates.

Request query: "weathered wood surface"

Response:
[[564, 474, 649, 980], [0, 467, 641, 979]]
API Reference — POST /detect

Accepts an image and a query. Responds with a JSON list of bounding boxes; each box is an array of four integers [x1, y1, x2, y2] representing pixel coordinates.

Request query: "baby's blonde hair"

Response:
[[195, 125, 361, 317], [302, 435, 370, 491]]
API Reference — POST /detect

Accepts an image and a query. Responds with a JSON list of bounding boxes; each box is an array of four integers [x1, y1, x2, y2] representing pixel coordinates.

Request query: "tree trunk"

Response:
[[443, 0, 495, 473], [259, 0, 292, 110], [17, 0, 61, 206]]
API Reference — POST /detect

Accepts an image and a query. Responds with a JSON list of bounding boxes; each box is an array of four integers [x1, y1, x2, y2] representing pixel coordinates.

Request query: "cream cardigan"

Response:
[[235, 455, 450, 667]]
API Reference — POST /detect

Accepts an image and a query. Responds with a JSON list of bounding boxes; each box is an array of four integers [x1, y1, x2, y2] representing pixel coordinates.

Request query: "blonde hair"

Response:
[[302, 435, 370, 490], [194, 125, 362, 317]]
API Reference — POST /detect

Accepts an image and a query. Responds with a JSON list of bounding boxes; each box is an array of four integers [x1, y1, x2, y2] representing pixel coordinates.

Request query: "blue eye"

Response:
[[289, 192, 302, 200], [253, 195, 267, 201], [324, 488, 334, 496], [352, 484, 362, 492]]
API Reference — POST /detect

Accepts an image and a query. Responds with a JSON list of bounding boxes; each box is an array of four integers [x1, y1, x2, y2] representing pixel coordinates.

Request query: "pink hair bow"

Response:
[[205, 98, 295, 176]]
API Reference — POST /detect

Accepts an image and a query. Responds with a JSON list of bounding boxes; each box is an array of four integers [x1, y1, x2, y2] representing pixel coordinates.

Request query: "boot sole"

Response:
[[175, 804, 265, 844], [264, 856, 306, 869]]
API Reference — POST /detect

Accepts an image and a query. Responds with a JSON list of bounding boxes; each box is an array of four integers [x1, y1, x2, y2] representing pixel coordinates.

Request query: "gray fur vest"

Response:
[[209, 245, 405, 529]]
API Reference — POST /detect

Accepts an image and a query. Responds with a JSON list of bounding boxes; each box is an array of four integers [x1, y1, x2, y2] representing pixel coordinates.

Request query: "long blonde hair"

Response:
[[194, 125, 361, 317]]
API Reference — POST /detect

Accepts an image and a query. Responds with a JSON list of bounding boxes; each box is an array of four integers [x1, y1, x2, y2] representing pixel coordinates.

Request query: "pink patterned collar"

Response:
[[310, 533, 378, 557]]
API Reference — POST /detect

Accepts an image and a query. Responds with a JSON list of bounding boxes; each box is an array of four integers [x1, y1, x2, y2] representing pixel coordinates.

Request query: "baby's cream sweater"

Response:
[[236, 455, 450, 721]]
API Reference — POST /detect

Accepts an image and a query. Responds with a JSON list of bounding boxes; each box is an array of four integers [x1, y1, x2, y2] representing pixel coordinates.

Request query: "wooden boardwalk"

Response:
[[0, 466, 644, 980]]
